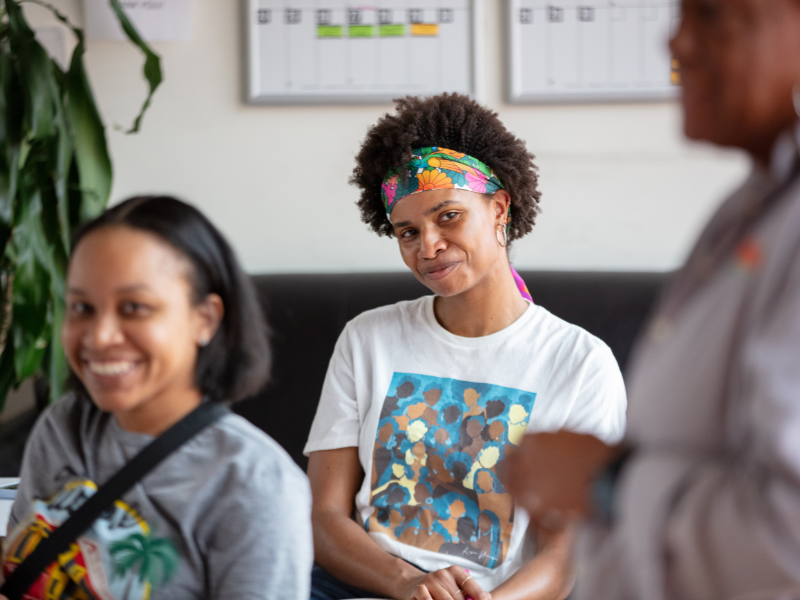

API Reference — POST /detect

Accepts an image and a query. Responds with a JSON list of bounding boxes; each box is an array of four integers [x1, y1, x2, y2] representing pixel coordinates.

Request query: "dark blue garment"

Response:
[[310, 565, 387, 600]]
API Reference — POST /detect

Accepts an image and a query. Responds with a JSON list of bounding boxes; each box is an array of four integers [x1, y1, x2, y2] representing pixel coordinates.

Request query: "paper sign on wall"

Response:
[[83, 0, 192, 41]]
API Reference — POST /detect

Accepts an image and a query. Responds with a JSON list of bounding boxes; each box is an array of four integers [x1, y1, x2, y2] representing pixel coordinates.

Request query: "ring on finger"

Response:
[[459, 575, 473, 589]]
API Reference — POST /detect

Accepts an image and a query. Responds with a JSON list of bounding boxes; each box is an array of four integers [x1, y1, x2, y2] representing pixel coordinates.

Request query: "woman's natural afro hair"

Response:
[[351, 93, 541, 242]]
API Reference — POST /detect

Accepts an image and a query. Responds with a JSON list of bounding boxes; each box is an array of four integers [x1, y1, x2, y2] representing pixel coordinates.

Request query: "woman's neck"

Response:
[[434, 262, 529, 338], [115, 387, 203, 436]]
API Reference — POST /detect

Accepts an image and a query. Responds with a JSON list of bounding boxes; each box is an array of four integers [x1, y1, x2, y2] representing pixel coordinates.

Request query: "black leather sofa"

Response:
[[0, 271, 667, 475], [234, 270, 668, 470]]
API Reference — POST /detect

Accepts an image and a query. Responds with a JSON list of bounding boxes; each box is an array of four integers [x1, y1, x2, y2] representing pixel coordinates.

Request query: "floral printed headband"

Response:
[[381, 147, 505, 215], [381, 147, 532, 303]]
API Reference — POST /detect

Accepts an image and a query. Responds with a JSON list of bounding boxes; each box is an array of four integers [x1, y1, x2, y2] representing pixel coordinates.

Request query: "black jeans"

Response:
[[310, 565, 388, 600]]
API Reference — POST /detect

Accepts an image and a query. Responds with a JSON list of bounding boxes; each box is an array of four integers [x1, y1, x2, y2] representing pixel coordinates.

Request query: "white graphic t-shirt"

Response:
[[304, 296, 627, 591]]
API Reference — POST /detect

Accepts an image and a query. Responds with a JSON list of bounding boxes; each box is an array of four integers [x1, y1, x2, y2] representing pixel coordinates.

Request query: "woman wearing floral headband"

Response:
[[304, 93, 627, 600]]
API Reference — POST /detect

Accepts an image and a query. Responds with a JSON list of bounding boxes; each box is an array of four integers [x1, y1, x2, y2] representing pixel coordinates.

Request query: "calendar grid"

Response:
[[507, 0, 680, 104], [246, 0, 480, 104]]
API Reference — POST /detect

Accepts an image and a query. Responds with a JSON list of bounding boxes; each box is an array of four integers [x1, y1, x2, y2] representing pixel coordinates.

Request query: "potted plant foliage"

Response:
[[0, 0, 161, 416]]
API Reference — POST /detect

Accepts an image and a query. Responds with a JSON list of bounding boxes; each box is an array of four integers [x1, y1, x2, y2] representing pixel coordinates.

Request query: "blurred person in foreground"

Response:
[[504, 0, 800, 598]]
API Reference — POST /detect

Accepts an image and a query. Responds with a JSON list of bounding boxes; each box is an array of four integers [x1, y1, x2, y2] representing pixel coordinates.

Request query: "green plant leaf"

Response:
[[46, 295, 67, 402], [0, 46, 22, 228], [53, 83, 72, 254], [66, 34, 112, 222], [109, 0, 162, 134], [0, 337, 16, 414], [47, 55, 72, 254], [11, 184, 52, 381], [5, 0, 55, 140], [12, 319, 45, 380]]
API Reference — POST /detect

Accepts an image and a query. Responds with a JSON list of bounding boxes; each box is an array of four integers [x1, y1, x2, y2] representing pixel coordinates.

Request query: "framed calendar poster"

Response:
[[507, 0, 681, 103], [245, 0, 483, 104]]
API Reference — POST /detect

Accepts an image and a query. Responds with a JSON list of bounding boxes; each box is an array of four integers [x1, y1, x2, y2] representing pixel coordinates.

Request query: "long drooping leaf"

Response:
[[45, 295, 67, 402], [109, 0, 162, 134], [21, 1, 85, 248], [0, 39, 22, 229], [0, 336, 16, 415], [5, 0, 55, 140], [25, 0, 113, 222], [66, 32, 111, 222], [52, 74, 72, 254], [10, 183, 52, 381], [25, 0, 161, 137]]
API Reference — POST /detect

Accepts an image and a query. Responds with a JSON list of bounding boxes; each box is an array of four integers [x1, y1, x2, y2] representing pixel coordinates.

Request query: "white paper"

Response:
[[0, 478, 20, 537], [83, 0, 192, 41], [0, 500, 12, 536]]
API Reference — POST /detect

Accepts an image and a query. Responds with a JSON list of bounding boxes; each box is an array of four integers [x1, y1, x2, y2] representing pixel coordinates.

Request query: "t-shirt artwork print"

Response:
[[3, 479, 178, 600], [366, 373, 535, 569]]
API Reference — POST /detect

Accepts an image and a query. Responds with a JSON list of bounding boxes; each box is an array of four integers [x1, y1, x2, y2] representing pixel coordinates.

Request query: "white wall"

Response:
[[29, 0, 750, 274]]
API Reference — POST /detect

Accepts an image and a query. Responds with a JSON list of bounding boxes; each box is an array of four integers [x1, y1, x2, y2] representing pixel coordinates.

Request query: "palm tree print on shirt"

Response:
[[109, 531, 179, 600]]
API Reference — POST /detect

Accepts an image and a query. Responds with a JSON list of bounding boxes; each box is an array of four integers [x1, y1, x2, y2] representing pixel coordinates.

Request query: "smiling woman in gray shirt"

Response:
[[2, 196, 312, 600]]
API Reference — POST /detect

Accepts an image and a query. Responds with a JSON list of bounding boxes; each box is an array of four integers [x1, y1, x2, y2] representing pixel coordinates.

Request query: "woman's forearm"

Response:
[[490, 525, 575, 600], [313, 509, 425, 599]]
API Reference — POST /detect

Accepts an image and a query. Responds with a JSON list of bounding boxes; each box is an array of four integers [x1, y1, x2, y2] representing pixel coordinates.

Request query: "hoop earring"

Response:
[[496, 225, 507, 248]]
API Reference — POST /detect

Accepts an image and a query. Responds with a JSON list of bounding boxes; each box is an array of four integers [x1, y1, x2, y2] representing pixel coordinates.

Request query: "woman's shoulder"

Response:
[[32, 390, 105, 443], [201, 412, 307, 486], [528, 305, 614, 357], [524, 305, 623, 385]]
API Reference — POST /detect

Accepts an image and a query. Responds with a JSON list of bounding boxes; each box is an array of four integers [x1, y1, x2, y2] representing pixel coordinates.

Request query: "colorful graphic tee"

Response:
[[366, 373, 535, 569], [3, 479, 178, 600], [304, 296, 627, 590]]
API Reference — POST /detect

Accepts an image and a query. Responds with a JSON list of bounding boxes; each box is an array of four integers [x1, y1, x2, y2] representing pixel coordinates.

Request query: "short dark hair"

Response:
[[71, 195, 271, 403], [351, 93, 541, 243]]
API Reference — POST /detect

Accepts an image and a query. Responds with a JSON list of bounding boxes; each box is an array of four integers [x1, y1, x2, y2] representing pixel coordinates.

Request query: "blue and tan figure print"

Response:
[[366, 373, 536, 569]]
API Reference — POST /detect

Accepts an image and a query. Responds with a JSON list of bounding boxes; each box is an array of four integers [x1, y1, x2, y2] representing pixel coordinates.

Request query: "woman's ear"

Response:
[[492, 190, 512, 224], [195, 293, 224, 347]]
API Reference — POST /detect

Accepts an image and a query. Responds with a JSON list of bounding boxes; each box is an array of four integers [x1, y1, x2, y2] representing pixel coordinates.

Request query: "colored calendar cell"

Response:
[[379, 24, 405, 37], [411, 23, 439, 36], [317, 25, 343, 38], [349, 24, 375, 37]]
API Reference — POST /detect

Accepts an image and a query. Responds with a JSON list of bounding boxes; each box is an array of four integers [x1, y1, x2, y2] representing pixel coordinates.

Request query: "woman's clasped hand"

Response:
[[402, 567, 489, 600]]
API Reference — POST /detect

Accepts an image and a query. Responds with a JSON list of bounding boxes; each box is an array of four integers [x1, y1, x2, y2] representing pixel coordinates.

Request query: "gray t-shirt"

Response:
[[4, 393, 312, 600]]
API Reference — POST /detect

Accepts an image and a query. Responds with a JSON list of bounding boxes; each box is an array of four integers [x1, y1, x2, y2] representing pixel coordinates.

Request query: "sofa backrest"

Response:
[[234, 271, 668, 469]]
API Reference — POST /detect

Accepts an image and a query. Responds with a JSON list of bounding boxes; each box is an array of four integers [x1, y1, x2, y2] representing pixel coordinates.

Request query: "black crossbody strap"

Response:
[[1, 400, 229, 600]]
